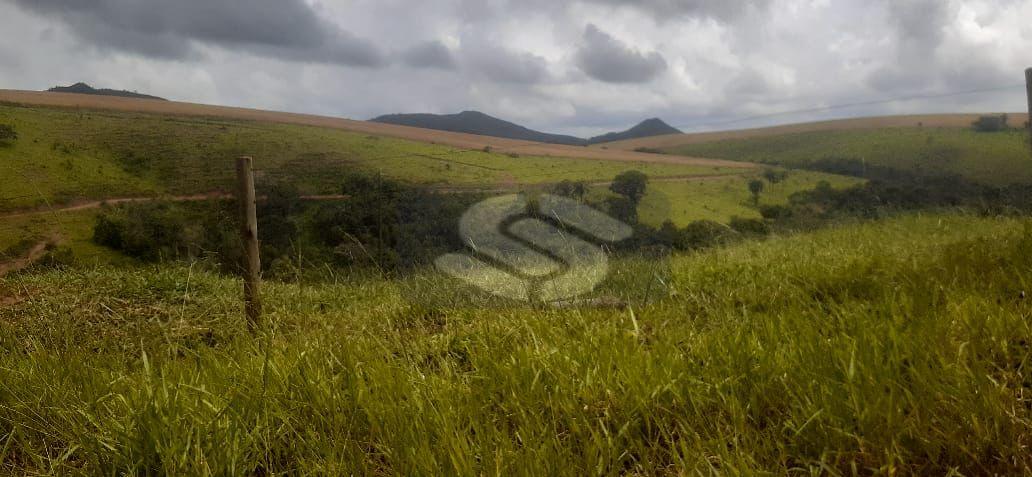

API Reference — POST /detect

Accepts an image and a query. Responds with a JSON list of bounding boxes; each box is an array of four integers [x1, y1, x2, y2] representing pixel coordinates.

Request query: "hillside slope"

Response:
[[659, 127, 1032, 185], [0, 89, 743, 167], [371, 111, 587, 146], [0, 101, 749, 212], [588, 118, 681, 144], [602, 113, 1030, 151]]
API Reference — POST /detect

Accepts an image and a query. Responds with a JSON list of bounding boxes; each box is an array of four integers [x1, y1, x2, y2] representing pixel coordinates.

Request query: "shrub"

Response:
[[730, 217, 769, 236], [0, 124, 16, 144], [552, 180, 586, 200], [748, 179, 765, 205], [762, 169, 787, 184], [972, 114, 1008, 132], [759, 204, 793, 220], [604, 196, 638, 224], [609, 170, 648, 205], [32, 245, 75, 270], [93, 202, 238, 266], [679, 220, 731, 249]]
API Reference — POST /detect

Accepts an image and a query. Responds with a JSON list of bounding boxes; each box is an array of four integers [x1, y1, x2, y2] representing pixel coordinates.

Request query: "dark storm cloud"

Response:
[[400, 41, 456, 70], [866, 0, 1011, 95], [580, 0, 770, 21], [885, 0, 948, 55], [726, 68, 773, 98], [10, 0, 385, 66], [863, 0, 948, 93], [462, 43, 549, 84], [576, 24, 666, 83]]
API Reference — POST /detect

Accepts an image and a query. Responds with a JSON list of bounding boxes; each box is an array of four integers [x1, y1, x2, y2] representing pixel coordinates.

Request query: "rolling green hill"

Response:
[[0, 103, 863, 274], [0, 104, 739, 212], [661, 127, 1032, 185]]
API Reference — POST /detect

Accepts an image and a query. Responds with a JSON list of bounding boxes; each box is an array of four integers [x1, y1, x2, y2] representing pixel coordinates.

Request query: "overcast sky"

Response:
[[0, 0, 1029, 136]]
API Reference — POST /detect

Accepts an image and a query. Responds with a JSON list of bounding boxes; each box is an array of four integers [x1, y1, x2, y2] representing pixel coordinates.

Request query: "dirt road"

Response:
[[0, 193, 358, 220], [0, 240, 51, 278]]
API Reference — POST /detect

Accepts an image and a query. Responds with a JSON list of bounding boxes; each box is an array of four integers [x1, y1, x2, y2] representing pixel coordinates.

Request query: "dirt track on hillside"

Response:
[[0, 90, 753, 169], [0, 192, 361, 220], [0, 240, 51, 278], [0, 193, 236, 220], [600, 113, 1031, 151]]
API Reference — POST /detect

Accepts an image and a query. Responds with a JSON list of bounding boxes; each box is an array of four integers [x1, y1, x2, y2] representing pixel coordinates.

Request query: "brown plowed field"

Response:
[[0, 90, 753, 169], [599, 113, 1030, 151]]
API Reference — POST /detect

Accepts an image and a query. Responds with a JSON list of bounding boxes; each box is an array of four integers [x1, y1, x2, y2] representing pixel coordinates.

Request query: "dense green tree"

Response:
[[680, 220, 731, 249], [0, 124, 16, 145], [972, 114, 1008, 132], [748, 179, 765, 205], [605, 196, 639, 224], [609, 170, 648, 205], [553, 180, 587, 200], [762, 169, 787, 185]]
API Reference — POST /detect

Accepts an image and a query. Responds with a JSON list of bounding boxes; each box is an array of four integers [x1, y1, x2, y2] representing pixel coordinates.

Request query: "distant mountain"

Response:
[[588, 118, 681, 144], [46, 82, 166, 101], [370, 111, 588, 146], [370, 110, 682, 148]]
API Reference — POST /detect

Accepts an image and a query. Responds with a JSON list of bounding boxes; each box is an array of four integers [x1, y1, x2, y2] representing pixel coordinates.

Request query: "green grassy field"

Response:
[[1, 212, 1029, 474], [0, 105, 736, 212], [661, 127, 1032, 185], [626, 170, 863, 226]]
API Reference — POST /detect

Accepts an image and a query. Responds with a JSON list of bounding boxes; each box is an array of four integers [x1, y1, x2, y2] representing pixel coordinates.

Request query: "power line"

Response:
[[673, 83, 1026, 131]]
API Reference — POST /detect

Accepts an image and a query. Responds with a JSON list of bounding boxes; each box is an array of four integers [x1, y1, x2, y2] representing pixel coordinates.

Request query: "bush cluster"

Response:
[[0, 123, 16, 144], [971, 114, 1009, 132], [93, 162, 1032, 279]]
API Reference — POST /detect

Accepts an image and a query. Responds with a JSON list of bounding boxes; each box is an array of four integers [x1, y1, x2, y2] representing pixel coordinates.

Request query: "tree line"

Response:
[[90, 158, 1032, 280]]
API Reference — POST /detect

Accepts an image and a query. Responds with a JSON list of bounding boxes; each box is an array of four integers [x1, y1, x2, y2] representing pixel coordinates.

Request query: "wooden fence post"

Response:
[[1025, 67, 1032, 154], [236, 156, 261, 330]]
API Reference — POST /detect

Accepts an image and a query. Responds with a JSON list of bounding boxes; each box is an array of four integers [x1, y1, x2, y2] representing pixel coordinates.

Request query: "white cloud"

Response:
[[0, 0, 1030, 136]]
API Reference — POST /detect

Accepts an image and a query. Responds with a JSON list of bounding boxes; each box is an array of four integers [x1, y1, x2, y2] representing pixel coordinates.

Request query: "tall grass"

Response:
[[0, 213, 1030, 475]]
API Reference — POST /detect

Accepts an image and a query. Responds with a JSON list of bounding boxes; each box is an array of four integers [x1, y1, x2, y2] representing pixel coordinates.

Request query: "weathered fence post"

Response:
[[236, 156, 261, 331], [1025, 67, 1032, 154]]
